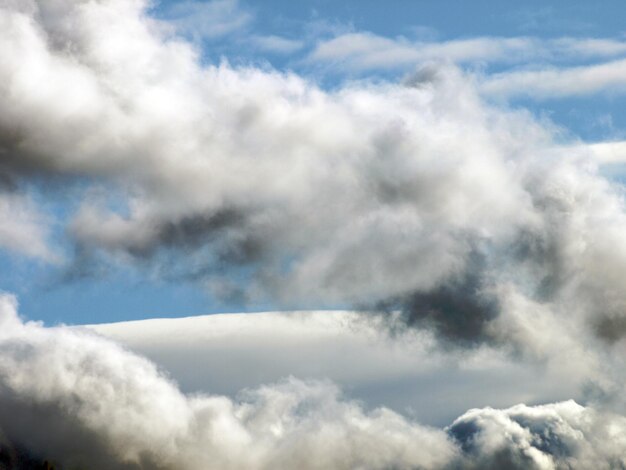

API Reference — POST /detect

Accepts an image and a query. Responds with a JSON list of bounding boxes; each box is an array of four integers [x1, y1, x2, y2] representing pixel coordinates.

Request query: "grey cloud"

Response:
[[481, 58, 626, 99], [1, 295, 626, 469], [0, 294, 460, 470], [163, 0, 252, 41], [3, 1, 626, 467], [308, 32, 626, 72], [448, 401, 626, 469], [0, 191, 55, 261], [3, 0, 626, 357], [392, 255, 499, 346]]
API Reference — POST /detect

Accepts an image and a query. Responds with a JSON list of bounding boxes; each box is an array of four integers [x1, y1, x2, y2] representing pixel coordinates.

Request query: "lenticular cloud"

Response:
[[1, 295, 626, 470]]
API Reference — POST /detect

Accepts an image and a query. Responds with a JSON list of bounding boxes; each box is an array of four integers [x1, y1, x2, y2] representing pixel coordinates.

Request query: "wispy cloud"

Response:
[[251, 35, 303, 55], [162, 0, 252, 41], [1, 296, 626, 469], [308, 32, 626, 71], [3, 0, 626, 467], [481, 57, 626, 99], [586, 140, 626, 164], [0, 193, 56, 262]]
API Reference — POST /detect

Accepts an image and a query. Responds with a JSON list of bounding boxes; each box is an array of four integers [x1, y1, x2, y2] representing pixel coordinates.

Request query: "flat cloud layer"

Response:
[[0, 295, 625, 470], [89, 311, 587, 427]]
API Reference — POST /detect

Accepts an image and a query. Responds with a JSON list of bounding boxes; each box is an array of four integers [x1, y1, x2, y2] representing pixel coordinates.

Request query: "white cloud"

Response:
[[4, 0, 626, 361], [307, 31, 626, 100], [308, 32, 626, 71], [481, 58, 626, 99], [251, 35, 303, 54], [449, 400, 626, 469], [0, 294, 459, 469], [1, 295, 625, 469], [89, 310, 585, 426], [0, 192, 56, 261], [571, 141, 626, 165], [3, 1, 626, 466], [309, 33, 533, 70], [163, 0, 252, 41]]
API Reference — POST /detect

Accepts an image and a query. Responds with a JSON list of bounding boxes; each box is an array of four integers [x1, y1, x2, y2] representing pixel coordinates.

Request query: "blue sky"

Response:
[[4, 0, 626, 325]]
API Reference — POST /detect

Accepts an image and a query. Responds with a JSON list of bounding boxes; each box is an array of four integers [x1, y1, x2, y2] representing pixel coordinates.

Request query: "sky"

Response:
[[4, 1, 626, 468]]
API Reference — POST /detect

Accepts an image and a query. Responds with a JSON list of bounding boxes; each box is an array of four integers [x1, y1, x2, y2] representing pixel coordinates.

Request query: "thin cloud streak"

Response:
[[161, 0, 252, 41], [482, 57, 626, 99], [308, 32, 626, 71]]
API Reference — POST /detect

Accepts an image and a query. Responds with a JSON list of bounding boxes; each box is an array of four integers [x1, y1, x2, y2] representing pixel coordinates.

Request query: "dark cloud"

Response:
[[448, 401, 626, 469], [393, 253, 498, 345], [2, 0, 626, 415], [0, 297, 625, 469]]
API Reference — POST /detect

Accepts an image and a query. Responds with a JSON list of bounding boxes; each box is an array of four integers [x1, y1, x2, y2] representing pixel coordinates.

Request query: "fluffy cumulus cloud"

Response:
[[3, 0, 626, 466], [2, 295, 626, 470], [162, 0, 252, 41], [0, 294, 458, 469], [2, 0, 626, 353], [449, 401, 626, 469], [3, 296, 626, 469]]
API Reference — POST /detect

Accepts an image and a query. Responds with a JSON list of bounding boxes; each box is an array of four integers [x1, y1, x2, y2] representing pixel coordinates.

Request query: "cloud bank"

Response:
[[1, 295, 626, 470], [1, 0, 626, 358], [309, 33, 626, 72], [89, 311, 587, 427], [0, 295, 455, 470]]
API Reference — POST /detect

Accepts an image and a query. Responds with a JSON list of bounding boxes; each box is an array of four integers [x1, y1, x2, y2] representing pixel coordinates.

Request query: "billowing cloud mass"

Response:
[[2, 0, 626, 349], [2, 0, 626, 467], [1, 295, 626, 470], [0, 0, 626, 377]]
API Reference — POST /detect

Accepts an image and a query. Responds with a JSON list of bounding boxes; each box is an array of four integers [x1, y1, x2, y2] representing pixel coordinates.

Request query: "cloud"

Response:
[[307, 31, 626, 99], [3, 0, 626, 362], [0, 294, 459, 469], [89, 310, 586, 427], [251, 35, 303, 55], [1, 294, 626, 469], [3, 1, 626, 467], [481, 57, 626, 99], [449, 400, 626, 469], [308, 32, 626, 71], [161, 0, 252, 41], [568, 141, 626, 165], [0, 192, 55, 261]]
